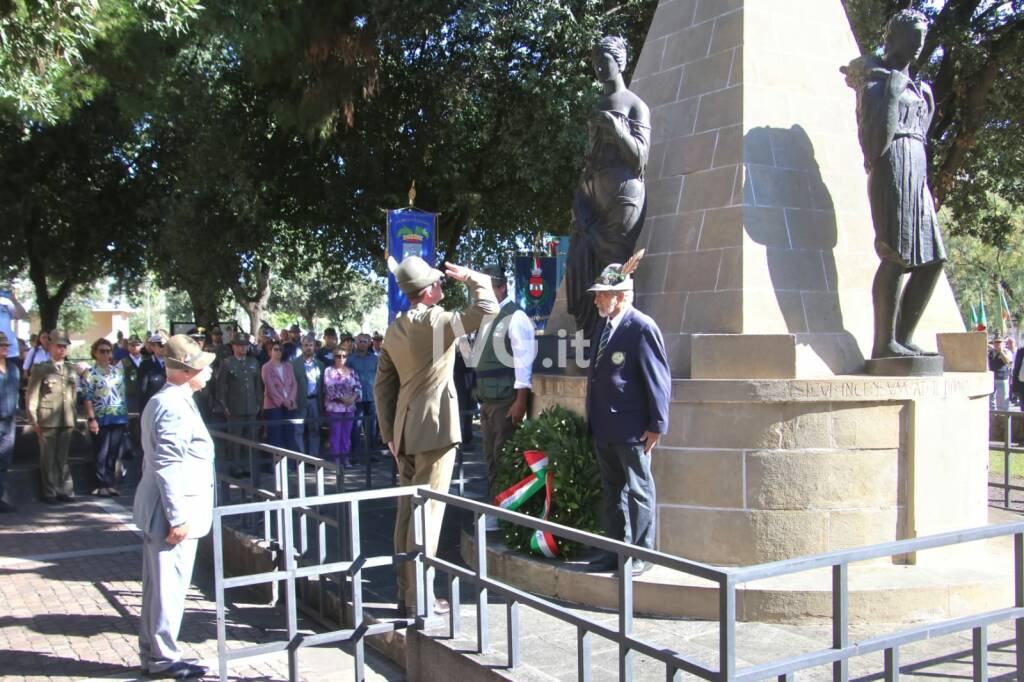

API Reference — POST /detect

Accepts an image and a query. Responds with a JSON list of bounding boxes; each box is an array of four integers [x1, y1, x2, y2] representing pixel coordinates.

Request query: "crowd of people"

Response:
[[0, 280, 393, 509]]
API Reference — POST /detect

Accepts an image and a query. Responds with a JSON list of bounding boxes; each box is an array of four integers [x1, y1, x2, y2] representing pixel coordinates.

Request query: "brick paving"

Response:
[[0, 495, 405, 682]]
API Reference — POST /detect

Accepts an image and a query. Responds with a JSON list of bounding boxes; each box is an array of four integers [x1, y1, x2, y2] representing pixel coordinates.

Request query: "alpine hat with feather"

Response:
[[587, 250, 645, 293]]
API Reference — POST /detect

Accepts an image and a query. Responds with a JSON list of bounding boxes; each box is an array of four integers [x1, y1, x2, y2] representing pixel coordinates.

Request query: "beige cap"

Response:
[[389, 255, 444, 296], [164, 334, 216, 372]]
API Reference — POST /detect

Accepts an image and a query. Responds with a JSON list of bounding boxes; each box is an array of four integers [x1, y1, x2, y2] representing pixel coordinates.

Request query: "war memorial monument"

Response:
[[487, 0, 1001, 622]]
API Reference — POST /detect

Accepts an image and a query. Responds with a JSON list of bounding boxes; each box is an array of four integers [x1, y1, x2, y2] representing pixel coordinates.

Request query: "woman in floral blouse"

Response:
[[324, 350, 361, 468], [81, 337, 128, 496]]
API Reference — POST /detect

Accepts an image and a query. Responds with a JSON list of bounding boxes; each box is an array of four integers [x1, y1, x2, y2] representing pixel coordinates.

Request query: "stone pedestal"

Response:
[[533, 370, 990, 565]]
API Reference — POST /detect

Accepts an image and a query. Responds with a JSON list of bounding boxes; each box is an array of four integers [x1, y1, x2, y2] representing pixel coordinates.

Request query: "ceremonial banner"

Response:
[[514, 255, 557, 332], [494, 450, 561, 558], [387, 209, 437, 321]]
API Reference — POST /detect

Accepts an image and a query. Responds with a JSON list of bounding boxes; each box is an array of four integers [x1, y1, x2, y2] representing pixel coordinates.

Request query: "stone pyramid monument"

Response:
[[625, 0, 964, 379]]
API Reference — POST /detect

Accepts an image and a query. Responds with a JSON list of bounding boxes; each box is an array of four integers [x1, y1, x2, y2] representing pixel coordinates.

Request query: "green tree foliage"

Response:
[[268, 260, 384, 332], [944, 201, 1024, 331], [844, 0, 1024, 246], [0, 95, 142, 330], [0, 0, 202, 122]]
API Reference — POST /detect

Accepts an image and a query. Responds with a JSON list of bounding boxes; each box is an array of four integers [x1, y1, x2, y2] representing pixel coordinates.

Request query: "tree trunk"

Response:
[[185, 286, 220, 331], [26, 250, 74, 332], [230, 261, 273, 337]]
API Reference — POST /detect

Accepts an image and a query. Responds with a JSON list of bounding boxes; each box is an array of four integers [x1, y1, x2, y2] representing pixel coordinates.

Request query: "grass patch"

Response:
[[989, 449, 1024, 478]]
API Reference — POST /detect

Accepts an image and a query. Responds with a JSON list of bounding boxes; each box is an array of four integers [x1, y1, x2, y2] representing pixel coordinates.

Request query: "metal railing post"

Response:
[[719, 576, 735, 682], [214, 512, 228, 682], [348, 500, 365, 681], [1006, 413, 1012, 509], [475, 512, 489, 653], [506, 599, 520, 669], [973, 626, 988, 682], [578, 627, 592, 682], [449, 575, 461, 638], [413, 495, 426, 620], [884, 647, 900, 682], [619, 553, 634, 682], [833, 563, 849, 682], [281, 503, 299, 682], [1016, 532, 1023, 682]]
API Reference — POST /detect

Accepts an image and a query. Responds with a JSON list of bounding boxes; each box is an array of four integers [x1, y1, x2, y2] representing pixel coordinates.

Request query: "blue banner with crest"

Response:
[[387, 209, 437, 321]]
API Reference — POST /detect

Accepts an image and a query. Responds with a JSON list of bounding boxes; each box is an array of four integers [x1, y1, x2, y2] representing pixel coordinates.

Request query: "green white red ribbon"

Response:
[[493, 449, 561, 558]]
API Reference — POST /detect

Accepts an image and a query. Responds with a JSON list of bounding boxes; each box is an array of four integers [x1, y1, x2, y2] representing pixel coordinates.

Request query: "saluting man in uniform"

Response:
[[133, 334, 215, 680], [216, 333, 263, 476], [26, 330, 78, 503], [584, 256, 671, 577], [375, 257, 499, 616]]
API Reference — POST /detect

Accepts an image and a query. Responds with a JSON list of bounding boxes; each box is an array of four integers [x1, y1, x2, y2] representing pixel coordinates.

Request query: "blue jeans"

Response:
[[0, 415, 14, 501], [353, 401, 378, 451]]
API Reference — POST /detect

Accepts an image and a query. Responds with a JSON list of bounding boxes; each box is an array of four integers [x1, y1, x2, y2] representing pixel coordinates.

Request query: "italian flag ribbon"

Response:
[[493, 450, 561, 558]]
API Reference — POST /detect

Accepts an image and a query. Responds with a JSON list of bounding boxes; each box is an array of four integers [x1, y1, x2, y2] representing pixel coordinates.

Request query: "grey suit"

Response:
[[133, 382, 215, 673]]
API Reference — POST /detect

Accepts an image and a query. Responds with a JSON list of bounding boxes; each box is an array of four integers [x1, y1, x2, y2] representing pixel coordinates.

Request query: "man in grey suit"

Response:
[[133, 334, 216, 679]]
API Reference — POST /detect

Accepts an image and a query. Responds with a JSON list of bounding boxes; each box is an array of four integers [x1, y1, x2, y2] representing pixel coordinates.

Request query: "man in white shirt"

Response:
[[474, 265, 536, 517]]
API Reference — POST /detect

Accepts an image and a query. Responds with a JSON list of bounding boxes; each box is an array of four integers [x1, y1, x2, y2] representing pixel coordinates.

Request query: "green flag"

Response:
[[970, 303, 978, 328], [980, 299, 988, 327]]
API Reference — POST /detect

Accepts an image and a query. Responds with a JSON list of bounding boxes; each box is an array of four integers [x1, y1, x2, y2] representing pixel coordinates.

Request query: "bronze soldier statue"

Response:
[[842, 10, 946, 359]]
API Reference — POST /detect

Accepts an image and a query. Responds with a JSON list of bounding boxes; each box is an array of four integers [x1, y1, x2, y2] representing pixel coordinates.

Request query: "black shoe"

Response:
[[586, 554, 618, 572], [56, 494, 74, 502], [42, 496, 59, 505], [147, 660, 208, 679], [0, 500, 16, 513]]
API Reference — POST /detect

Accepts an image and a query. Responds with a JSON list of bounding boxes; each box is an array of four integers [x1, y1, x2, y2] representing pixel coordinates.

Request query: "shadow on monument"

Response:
[[744, 124, 864, 375]]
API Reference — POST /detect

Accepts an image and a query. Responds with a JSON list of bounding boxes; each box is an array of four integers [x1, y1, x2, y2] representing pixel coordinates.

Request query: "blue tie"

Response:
[[594, 322, 612, 365]]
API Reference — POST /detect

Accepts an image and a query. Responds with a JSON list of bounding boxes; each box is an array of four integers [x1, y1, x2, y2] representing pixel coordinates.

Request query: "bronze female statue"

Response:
[[565, 36, 651, 340], [843, 10, 946, 359]]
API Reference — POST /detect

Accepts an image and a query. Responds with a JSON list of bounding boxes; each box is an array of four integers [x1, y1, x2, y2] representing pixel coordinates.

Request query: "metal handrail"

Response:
[[210, 436, 1024, 682]]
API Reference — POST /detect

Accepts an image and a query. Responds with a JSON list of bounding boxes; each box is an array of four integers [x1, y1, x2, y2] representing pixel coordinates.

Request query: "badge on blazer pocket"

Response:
[[611, 351, 625, 366]]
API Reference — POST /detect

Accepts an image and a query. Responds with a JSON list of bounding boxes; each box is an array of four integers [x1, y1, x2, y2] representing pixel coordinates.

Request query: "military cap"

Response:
[[372, 331, 384, 340], [480, 264, 507, 286], [587, 263, 633, 292], [50, 330, 72, 346], [389, 255, 444, 296], [164, 334, 216, 372], [148, 332, 167, 344], [229, 332, 250, 346], [0, 332, 9, 347], [127, 335, 143, 345]]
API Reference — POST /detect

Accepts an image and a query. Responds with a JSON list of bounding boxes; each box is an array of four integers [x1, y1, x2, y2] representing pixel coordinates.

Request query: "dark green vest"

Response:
[[474, 301, 520, 403]]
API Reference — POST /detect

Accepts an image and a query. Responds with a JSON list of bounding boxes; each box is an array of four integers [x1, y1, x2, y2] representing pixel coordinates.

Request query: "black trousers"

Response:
[[92, 423, 126, 488], [593, 439, 656, 552]]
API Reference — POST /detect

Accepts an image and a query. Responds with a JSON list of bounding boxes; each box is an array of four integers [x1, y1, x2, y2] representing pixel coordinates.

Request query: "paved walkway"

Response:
[[0, 494, 406, 682]]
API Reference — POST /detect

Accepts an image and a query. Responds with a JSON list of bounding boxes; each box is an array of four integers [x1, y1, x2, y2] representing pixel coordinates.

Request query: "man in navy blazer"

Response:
[[584, 259, 671, 576]]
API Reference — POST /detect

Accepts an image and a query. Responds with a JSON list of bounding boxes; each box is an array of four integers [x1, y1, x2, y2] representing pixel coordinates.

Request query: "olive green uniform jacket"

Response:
[[375, 271, 499, 455], [216, 355, 263, 417], [26, 359, 78, 428]]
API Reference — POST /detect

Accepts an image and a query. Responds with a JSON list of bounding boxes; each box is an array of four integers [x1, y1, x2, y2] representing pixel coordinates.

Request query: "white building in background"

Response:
[[25, 300, 135, 350]]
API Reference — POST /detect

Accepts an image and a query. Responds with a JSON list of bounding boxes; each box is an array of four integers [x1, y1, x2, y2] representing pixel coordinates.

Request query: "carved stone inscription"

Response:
[[787, 376, 979, 401]]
